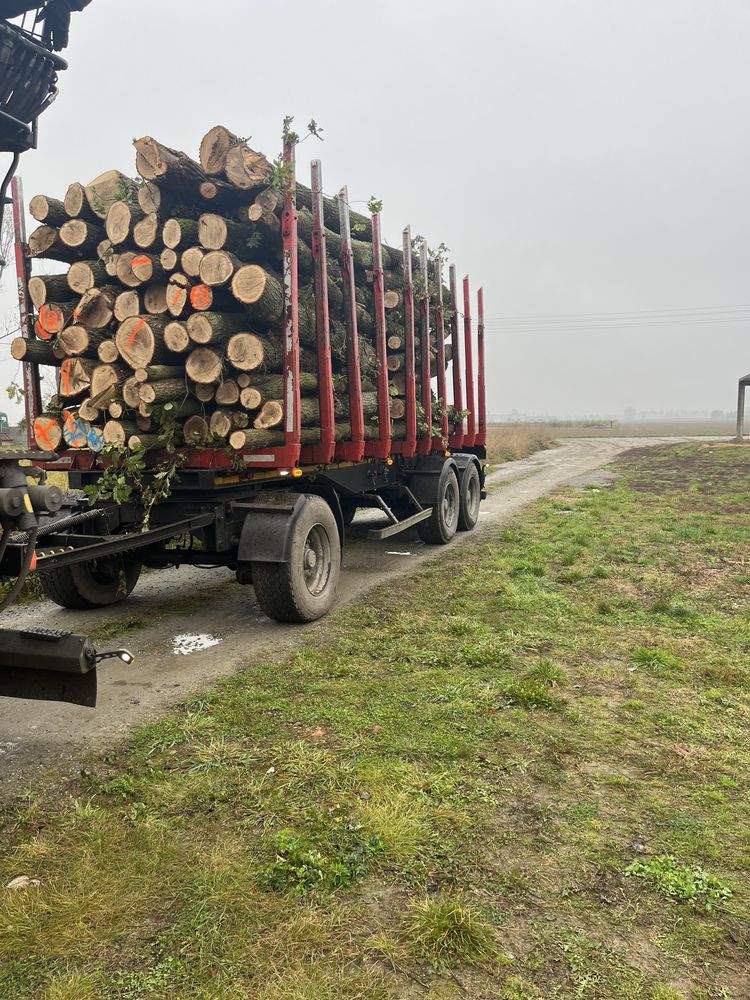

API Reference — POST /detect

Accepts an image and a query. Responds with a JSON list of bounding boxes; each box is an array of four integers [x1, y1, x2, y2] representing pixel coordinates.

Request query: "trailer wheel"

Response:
[[340, 503, 357, 528], [40, 556, 142, 610], [458, 463, 481, 531], [417, 466, 460, 545], [252, 496, 340, 623]]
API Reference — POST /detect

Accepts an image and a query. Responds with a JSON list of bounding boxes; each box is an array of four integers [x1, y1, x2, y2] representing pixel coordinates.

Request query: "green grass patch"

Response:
[[1, 443, 748, 998]]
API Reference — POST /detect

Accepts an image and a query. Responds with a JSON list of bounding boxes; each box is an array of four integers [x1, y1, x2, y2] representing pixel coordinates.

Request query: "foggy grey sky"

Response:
[[2, 0, 749, 420]]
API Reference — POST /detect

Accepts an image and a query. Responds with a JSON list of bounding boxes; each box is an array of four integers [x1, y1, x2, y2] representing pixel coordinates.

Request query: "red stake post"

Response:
[[462, 275, 476, 447], [447, 264, 464, 449], [476, 286, 487, 447], [392, 227, 417, 457], [417, 244, 432, 455], [432, 258, 449, 448], [334, 186, 364, 462], [300, 158, 335, 465], [11, 176, 42, 448], [365, 209, 391, 459]]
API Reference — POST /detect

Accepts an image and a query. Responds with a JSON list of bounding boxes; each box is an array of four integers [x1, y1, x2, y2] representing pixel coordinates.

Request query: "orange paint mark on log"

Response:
[[190, 285, 211, 310], [127, 317, 147, 349], [34, 419, 55, 450]]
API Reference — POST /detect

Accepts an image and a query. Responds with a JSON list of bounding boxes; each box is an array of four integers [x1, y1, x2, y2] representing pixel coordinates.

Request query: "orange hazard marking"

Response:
[[35, 319, 52, 341], [132, 255, 150, 268], [191, 285, 211, 310], [127, 317, 147, 348], [169, 286, 183, 307], [40, 304, 61, 333]]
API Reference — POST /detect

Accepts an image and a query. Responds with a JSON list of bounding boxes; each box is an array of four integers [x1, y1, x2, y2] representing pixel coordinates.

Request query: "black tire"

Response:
[[40, 556, 142, 610], [340, 503, 357, 528], [417, 466, 460, 545], [252, 495, 341, 623], [458, 463, 481, 532]]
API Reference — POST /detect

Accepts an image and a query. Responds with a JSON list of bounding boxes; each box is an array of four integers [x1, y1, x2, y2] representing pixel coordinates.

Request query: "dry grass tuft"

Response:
[[485, 423, 556, 465]]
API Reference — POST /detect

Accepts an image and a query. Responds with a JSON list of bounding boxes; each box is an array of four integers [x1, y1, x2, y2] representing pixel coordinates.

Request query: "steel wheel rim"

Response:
[[303, 523, 332, 596], [467, 472, 480, 518], [443, 479, 458, 528]]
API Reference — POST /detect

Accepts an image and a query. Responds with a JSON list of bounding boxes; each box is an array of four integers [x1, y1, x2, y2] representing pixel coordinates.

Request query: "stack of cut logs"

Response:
[[13, 126, 454, 455]]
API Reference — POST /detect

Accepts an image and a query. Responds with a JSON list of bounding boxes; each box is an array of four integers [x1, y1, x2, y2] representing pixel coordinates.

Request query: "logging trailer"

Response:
[[0, 153, 488, 707]]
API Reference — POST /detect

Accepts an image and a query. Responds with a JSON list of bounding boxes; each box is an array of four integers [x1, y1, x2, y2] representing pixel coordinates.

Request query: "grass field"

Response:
[[1, 442, 748, 999], [504, 419, 736, 439], [485, 424, 557, 464]]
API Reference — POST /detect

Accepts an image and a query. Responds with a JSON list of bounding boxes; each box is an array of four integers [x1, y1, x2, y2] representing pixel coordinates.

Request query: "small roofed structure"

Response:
[[736, 373, 750, 441]]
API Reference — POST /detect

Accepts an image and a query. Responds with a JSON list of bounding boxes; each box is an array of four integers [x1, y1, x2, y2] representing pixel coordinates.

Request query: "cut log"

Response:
[[64, 182, 98, 222], [38, 301, 74, 336], [115, 251, 139, 287], [199, 249, 241, 287], [246, 202, 280, 233], [60, 219, 106, 256], [162, 217, 200, 249], [105, 200, 145, 244], [189, 282, 235, 312], [115, 315, 171, 369], [138, 378, 188, 405], [114, 289, 141, 322], [90, 363, 126, 406], [214, 379, 239, 405], [137, 180, 173, 215], [165, 273, 191, 317], [58, 325, 107, 358], [67, 259, 108, 294], [85, 170, 138, 220], [122, 376, 142, 408], [183, 414, 210, 444], [28, 273, 74, 308], [239, 386, 261, 410], [28, 225, 81, 263], [198, 213, 261, 256], [181, 246, 204, 277], [226, 331, 284, 372], [187, 311, 247, 345], [131, 253, 166, 285], [160, 247, 178, 272], [10, 337, 60, 365], [98, 339, 120, 363], [59, 357, 96, 397], [105, 252, 120, 277], [230, 265, 284, 323], [253, 399, 284, 430], [103, 420, 139, 445], [224, 143, 272, 190], [164, 320, 190, 353], [33, 415, 62, 451], [61, 410, 103, 451], [384, 289, 401, 309], [78, 397, 100, 421], [192, 382, 215, 402], [245, 372, 318, 397], [108, 401, 125, 418], [209, 409, 234, 438], [134, 364, 185, 384], [387, 335, 402, 350], [185, 347, 223, 384], [199, 125, 242, 175], [73, 286, 115, 328], [127, 432, 170, 451], [236, 373, 250, 388], [133, 212, 161, 249], [29, 194, 67, 226], [389, 397, 406, 420], [134, 137, 214, 191], [143, 284, 169, 315], [136, 412, 152, 429]]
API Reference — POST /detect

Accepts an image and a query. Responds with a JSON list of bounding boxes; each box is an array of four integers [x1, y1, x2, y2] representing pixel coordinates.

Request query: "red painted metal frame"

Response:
[[416, 244, 432, 455], [432, 258, 449, 449], [462, 275, 476, 447], [12, 176, 42, 447], [235, 139, 300, 471], [391, 227, 417, 457], [476, 286, 487, 447], [300, 158, 335, 465], [364, 209, 391, 459], [447, 264, 464, 449], [334, 186, 364, 462]]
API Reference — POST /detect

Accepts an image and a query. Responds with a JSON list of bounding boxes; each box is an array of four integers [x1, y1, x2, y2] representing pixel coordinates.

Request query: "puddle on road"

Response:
[[172, 634, 223, 656], [386, 551, 412, 556]]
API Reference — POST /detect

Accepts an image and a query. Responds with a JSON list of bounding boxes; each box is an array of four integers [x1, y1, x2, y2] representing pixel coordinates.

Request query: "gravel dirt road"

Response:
[[0, 437, 690, 792]]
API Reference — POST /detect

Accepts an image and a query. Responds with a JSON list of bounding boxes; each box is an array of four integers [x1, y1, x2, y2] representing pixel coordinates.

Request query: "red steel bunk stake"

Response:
[[392, 227, 417, 457], [447, 264, 464, 449], [476, 286, 487, 447], [462, 275, 476, 447], [300, 158, 335, 465], [432, 258, 449, 448], [416, 244, 432, 455], [365, 209, 391, 459], [334, 186, 365, 462], [11, 176, 42, 448], [279, 138, 302, 467]]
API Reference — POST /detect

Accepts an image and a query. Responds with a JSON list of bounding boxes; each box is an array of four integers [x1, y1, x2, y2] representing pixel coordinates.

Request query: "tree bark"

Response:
[[138, 378, 189, 405], [134, 364, 185, 383], [103, 420, 139, 445], [29, 225, 84, 263], [134, 137, 217, 193], [192, 382, 215, 402], [85, 170, 138, 220], [11, 337, 60, 365]]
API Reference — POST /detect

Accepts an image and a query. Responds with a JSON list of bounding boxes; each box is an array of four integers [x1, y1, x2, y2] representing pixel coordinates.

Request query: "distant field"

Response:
[[491, 418, 737, 438]]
